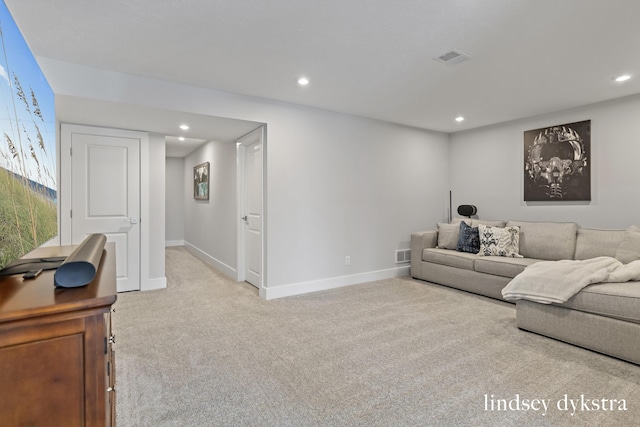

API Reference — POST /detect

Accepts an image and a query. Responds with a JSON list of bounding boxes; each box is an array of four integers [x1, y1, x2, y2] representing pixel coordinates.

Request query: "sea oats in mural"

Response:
[[0, 13, 56, 269]]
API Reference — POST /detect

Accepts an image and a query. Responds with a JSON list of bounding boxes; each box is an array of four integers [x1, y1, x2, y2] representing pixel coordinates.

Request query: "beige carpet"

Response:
[[114, 247, 640, 426]]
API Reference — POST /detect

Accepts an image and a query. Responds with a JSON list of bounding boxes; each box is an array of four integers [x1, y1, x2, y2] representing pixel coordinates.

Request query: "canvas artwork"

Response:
[[523, 120, 591, 201], [193, 162, 209, 200]]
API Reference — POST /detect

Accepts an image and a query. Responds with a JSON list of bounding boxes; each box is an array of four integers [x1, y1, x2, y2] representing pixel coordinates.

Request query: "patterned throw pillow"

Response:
[[457, 221, 479, 253], [478, 225, 523, 258]]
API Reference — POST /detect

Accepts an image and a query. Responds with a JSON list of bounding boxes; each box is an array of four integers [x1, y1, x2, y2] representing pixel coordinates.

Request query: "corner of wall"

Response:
[[262, 266, 410, 300], [184, 241, 238, 281]]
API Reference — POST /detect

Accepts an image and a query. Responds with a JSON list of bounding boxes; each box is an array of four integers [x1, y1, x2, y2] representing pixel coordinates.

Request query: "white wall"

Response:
[[264, 108, 449, 298], [183, 139, 238, 279], [165, 157, 185, 244], [449, 94, 640, 229], [41, 58, 450, 298], [143, 132, 166, 290]]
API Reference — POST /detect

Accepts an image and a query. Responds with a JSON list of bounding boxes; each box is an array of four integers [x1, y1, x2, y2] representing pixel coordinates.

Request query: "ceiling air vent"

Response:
[[434, 49, 470, 65]]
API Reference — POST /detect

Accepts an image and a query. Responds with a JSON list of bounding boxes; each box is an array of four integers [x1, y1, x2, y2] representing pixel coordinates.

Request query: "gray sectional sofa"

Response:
[[410, 219, 640, 365]]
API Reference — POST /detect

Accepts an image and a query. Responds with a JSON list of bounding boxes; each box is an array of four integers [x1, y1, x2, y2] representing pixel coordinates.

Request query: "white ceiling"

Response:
[[55, 95, 262, 157], [6, 0, 640, 147]]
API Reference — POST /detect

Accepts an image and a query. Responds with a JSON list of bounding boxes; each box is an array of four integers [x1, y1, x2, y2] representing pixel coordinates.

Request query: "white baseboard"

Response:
[[141, 276, 167, 291], [183, 241, 237, 280], [263, 265, 411, 300], [165, 240, 185, 247]]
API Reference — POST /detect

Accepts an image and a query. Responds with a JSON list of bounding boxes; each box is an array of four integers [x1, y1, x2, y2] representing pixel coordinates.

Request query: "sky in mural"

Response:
[[0, 1, 55, 191]]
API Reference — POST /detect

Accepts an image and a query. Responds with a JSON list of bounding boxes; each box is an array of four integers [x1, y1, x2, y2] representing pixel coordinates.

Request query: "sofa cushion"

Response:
[[615, 225, 640, 264], [436, 222, 460, 250], [506, 221, 578, 260], [422, 248, 476, 271], [456, 221, 479, 253], [558, 281, 640, 323], [474, 256, 540, 278], [470, 219, 506, 228], [574, 228, 626, 260], [478, 225, 523, 258]]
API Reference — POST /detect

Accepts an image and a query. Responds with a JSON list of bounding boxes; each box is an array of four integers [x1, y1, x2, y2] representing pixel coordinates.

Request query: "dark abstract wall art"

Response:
[[524, 120, 591, 201]]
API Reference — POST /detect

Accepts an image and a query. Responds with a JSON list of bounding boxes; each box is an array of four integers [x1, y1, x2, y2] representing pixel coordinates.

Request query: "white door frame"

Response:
[[236, 126, 266, 294], [60, 123, 150, 290]]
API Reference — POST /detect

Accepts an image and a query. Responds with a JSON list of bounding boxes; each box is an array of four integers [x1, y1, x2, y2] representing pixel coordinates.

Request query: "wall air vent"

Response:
[[434, 49, 470, 65], [395, 249, 411, 264]]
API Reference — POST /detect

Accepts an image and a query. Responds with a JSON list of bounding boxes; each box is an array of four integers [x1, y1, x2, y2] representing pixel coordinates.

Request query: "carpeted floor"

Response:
[[114, 247, 640, 426]]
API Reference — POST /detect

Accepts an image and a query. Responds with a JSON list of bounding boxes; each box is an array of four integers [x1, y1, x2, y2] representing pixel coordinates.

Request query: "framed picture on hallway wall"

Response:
[[524, 120, 591, 201], [194, 162, 210, 200]]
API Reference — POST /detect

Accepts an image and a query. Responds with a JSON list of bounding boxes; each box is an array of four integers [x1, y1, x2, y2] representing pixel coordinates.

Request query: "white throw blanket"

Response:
[[502, 256, 640, 304]]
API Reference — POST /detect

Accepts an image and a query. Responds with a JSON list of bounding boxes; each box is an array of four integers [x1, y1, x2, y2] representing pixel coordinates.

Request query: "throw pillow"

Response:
[[457, 221, 479, 253], [615, 225, 640, 264], [478, 224, 523, 258], [437, 222, 461, 250]]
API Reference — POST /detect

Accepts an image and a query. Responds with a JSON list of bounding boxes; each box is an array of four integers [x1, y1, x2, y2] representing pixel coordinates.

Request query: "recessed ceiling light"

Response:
[[179, 124, 189, 130], [297, 77, 310, 86], [614, 74, 631, 82], [455, 116, 465, 122], [178, 137, 185, 141]]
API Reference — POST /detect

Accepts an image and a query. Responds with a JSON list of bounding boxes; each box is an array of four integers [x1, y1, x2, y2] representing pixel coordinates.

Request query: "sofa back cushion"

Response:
[[574, 228, 626, 260], [505, 221, 578, 260], [615, 225, 640, 264], [470, 219, 506, 228]]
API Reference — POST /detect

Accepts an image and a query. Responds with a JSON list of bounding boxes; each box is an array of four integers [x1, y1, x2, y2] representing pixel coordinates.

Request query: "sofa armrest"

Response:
[[411, 230, 437, 277]]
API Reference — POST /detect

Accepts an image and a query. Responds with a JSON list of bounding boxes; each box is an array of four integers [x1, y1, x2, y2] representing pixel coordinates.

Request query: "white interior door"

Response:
[[64, 124, 142, 292], [238, 127, 264, 288]]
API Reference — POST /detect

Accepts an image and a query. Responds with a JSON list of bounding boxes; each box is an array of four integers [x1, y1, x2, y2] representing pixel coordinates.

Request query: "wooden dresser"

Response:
[[0, 243, 117, 427]]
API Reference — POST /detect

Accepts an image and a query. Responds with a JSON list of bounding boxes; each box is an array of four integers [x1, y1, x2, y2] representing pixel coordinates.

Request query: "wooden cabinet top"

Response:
[[0, 243, 117, 323]]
